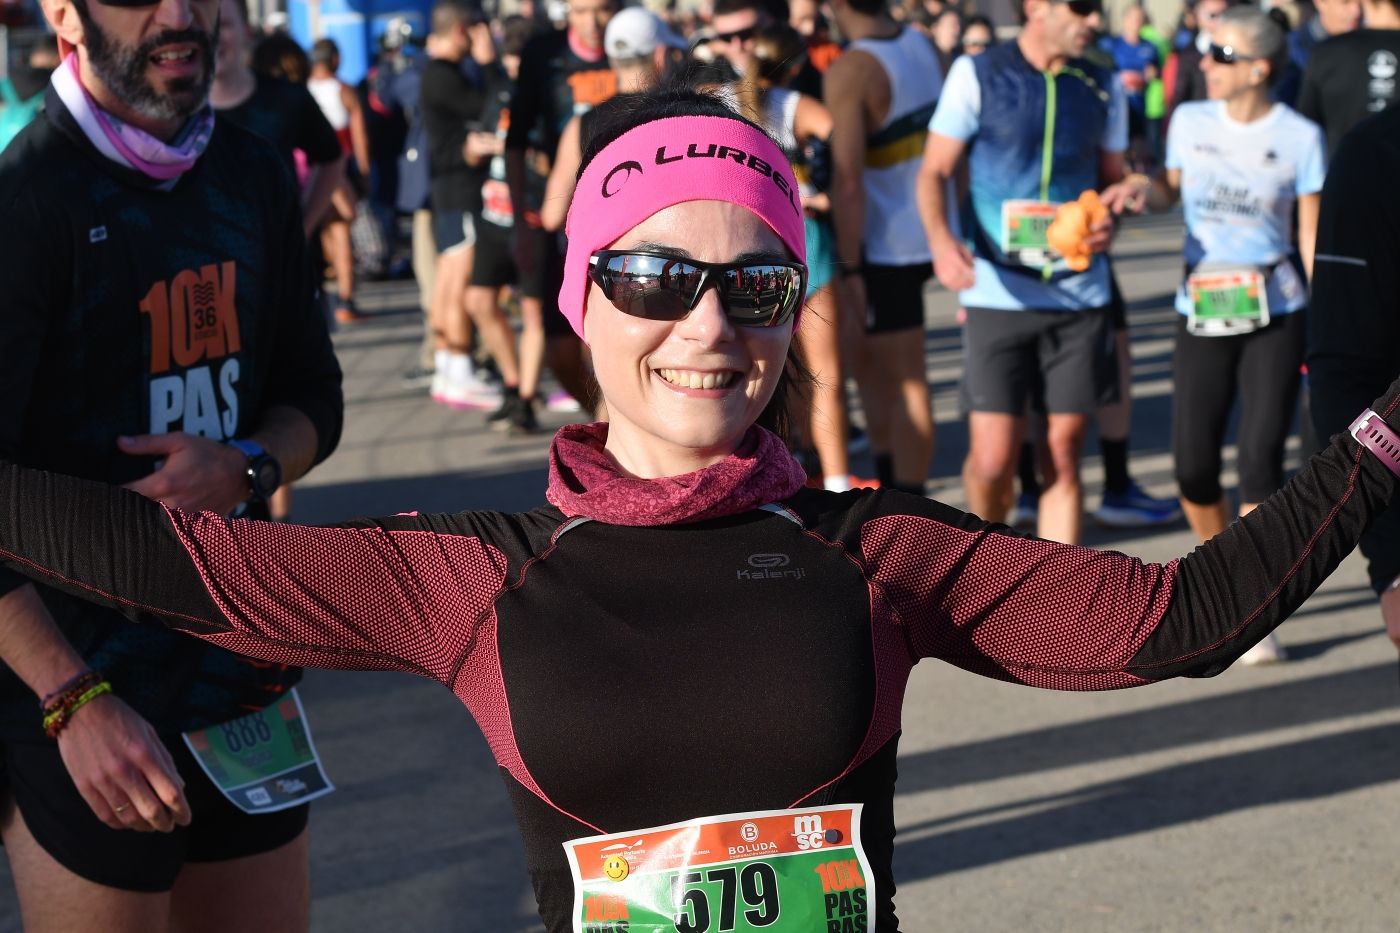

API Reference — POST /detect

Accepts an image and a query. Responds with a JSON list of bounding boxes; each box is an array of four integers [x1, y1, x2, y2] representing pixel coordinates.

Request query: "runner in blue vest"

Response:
[[917, 0, 1163, 544]]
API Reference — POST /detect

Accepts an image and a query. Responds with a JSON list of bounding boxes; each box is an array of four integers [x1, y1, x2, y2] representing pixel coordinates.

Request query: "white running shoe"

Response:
[[434, 373, 502, 411], [1238, 632, 1288, 666], [545, 389, 583, 412]]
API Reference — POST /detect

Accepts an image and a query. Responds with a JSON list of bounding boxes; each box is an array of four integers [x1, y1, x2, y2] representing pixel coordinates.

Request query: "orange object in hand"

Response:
[[1046, 190, 1109, 272]]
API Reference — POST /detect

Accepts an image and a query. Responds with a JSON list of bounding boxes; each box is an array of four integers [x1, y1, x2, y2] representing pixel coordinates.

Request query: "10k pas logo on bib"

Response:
[[564, 804, 873, 933]]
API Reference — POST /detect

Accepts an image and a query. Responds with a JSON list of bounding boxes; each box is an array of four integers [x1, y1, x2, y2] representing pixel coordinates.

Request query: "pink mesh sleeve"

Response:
[[862, 514, 1178, 690], [165, 509, 509, 686]]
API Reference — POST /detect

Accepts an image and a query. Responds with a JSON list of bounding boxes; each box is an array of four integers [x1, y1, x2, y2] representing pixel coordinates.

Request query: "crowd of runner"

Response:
[[0, 0, 1398, 929]]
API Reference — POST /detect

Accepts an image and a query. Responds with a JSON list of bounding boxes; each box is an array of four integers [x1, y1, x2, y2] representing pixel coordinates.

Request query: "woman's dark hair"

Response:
[[500, 14, 543, 58], [252, 33, 312, 84], [962, 14, 996, 42], [576, 87, 814, 442]]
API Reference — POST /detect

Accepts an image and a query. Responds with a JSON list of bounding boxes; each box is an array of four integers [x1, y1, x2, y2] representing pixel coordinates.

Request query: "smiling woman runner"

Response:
[[1, 88, 1399, 932]]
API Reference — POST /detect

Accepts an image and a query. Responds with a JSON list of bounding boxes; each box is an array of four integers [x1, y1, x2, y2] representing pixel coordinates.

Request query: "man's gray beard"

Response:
[[79, 8, 217, 123]]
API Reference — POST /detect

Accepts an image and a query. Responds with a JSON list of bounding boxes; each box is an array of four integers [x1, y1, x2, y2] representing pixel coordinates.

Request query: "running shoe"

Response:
[[1238, 632, 1288, 666], [506, 396, 539, 436], [334, 298, 366, 325], [1093, 481, 1183, 528], [433, 373, 502, 411], [545, 389, 583, 412], [487, 389, 520, 425], [1008, 492, 1038, 530]]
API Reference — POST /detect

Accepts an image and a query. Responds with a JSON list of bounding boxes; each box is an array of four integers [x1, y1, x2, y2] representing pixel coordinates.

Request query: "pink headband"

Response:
[[559, 115, 807, 340]]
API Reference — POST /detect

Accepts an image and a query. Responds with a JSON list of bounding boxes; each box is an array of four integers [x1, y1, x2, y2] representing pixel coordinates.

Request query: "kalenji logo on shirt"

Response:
[[138, 261, 242, 439], [737, 553, 805, 581]]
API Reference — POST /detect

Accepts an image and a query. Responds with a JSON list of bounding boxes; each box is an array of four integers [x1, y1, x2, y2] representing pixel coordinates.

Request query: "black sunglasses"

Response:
[[1208, 42, 1260, 64], [1060, 0, 1103, 15], [588, 250, 806, 328], [713, 26, 757, 43]]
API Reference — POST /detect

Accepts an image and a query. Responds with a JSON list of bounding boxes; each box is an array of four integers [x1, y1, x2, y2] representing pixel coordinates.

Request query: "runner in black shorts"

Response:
[[827, 2, 942, 496], [0, 0, 342, 925], [507, 0, 618, 414], [463, 21, 547, 435]]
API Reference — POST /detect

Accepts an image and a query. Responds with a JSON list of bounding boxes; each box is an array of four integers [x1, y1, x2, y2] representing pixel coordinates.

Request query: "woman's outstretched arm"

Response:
[[0, 465, 512, 687], [859, 381, 1400, 689]]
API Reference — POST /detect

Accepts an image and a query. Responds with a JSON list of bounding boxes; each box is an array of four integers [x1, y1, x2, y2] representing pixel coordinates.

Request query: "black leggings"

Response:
[[1172, 312, 1306, 505]]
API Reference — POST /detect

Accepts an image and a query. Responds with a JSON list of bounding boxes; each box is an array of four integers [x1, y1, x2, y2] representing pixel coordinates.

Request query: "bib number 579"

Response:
[[672, 863, 781, 932]]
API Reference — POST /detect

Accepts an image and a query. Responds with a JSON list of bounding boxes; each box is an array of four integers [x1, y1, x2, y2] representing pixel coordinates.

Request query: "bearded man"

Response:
[[0, 0, 344, 929]]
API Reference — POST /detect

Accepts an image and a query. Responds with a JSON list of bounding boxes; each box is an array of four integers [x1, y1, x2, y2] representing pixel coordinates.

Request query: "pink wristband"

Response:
[[1349, 409, 1400, 479]]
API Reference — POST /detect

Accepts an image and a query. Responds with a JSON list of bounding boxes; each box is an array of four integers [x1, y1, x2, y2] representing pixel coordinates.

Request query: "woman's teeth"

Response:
[[658, 369, 734, 390]]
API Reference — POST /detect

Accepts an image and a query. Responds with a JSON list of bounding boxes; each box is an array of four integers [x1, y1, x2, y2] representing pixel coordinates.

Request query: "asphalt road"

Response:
[[2, 213, 1397, 932]]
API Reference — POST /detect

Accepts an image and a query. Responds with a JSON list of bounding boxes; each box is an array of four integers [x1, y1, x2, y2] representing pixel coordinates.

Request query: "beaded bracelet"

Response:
[[41, 676, 113, 739], [39, 669, 105, 713]]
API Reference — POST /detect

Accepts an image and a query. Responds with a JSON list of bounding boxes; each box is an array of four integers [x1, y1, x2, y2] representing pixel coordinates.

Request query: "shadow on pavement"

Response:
[[894, 658, 1400, 796], [892, 720, 1400, 882]]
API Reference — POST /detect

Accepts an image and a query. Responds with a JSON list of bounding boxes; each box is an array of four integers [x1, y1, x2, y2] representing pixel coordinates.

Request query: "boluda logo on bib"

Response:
[[139, 261, 242, 440], [599, 142, 801, 216]]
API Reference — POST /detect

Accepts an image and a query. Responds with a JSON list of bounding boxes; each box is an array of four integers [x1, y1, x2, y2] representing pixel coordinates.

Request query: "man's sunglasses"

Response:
[[1209, 42, 1261, 64], [588, 250, 806, 328], [713, 26, 757, 44], [1060, 0, 1103, 16]]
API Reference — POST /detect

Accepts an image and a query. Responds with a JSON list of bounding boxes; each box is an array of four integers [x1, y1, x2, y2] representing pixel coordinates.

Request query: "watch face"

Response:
[[253, 460, 282, 495]]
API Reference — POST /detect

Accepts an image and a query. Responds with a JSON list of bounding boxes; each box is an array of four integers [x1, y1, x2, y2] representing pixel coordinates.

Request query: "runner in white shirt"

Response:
[[1131, 5, 1326, 663]]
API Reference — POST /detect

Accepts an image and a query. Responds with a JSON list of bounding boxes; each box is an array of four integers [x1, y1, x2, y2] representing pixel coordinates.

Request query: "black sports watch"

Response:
[[228, 439, 282, 502]]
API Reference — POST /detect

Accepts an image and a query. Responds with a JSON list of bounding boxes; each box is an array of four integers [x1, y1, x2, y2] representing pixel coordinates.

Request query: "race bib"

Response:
[[181, 689, 334, 814], [1000, 200, 1060, 267], [482, 177, 514, 228], [565, 804, 873, 933], [1186, 267, 1270, 336]]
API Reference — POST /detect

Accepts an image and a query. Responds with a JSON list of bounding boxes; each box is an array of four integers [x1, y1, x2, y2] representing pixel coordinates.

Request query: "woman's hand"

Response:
[[56, 693, 191, 832]]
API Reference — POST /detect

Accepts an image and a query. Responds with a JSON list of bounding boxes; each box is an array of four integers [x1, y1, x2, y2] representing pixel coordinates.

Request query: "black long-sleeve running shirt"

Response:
[[0, 395, 1397, 929]]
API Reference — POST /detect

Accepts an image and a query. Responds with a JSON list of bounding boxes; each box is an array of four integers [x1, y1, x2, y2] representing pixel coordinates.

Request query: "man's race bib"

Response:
[[181, 689, 334, 814], [1000, 200, 1061, 267], [1186, 267, 1270, 336], [565, 804, 874, 933]]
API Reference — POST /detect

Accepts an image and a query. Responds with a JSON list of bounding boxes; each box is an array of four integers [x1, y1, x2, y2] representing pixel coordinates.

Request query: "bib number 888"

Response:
[[220, 713, 273, 753], [672, 863, 780, 932]]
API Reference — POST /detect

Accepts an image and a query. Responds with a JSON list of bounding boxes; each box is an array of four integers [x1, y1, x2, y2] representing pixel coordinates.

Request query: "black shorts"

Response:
[[432, 209, 478, 255], [1, 735, 309, 892], [521, 228, 571, 338], [470, 221, 517, 289], [862, 261, 931, 334], [1107, 261, 1127, 331], [962, 305, 1118, 415]]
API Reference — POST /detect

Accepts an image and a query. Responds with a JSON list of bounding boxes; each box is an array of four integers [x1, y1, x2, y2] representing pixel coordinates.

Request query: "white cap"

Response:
[[604, 7, 688, 60]]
